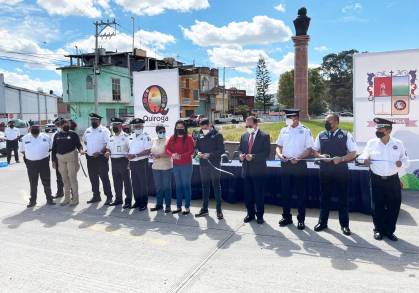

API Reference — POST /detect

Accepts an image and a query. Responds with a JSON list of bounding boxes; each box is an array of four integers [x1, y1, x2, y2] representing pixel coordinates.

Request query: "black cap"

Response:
[[110, 117, 124, 124], [130, 118, 145, 125], [89, 113, 102, 120], [374, 117, 394, 129], [284, 108, 300, 118], [53, 117, 64, 124]]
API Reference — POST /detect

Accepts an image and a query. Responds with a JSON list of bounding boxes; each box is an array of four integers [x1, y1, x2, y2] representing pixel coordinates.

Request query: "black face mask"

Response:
[[325, 121, 332, 131], [91, 121, 99, 128], [10, 124, 14, 128], [176, 129, 185, 136], [31, 128, 40, 135], [375, 131, 385, 139], [63, 125, 70, 132], [112, 126, 120, 133]]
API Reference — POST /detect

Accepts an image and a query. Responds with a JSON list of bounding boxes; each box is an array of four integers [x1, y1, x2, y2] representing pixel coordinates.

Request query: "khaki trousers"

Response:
[[57, 151, 79, 203]]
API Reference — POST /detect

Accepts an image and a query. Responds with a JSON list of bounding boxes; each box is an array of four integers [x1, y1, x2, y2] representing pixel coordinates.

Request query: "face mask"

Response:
[[375, 131, 385, 139], [285, 119, 293, 126], [325, 121, 332, 131], [112, 126, 120, 133], [246, 127, 255, 134], [10, 124, 14, 128], [158, 132, 166, 139], [123, 128, 130, 134], [31, 128, 40, 135], [62, 125, 70, 132], [134, 129, 143, 135], [56, 127, 62, 132], [202, 129, 210, 135], [91, 121, 99, 128], [176, 129, 185, 136]]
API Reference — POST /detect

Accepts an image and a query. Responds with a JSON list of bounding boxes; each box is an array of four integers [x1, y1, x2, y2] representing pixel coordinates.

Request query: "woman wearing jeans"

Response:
[[165, 120, 194, 215], [150, 125, 173, 213]]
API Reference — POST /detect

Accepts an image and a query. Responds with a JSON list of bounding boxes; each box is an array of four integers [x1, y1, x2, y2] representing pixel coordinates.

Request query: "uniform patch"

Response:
[[43, 139, 47, 142], [299, 130, 304, 134], [338, 134, 344, 139], [67, 136, 71, 140], [25, 141, 30, 144], [393, 145, 398, 150]]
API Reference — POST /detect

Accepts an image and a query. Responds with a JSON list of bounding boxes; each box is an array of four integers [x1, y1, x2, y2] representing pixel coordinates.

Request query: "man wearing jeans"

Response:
[[195, 119, 225, 220]]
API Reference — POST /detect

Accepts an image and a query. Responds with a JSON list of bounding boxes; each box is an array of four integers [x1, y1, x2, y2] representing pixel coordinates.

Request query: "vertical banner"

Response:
[[133, 69, 180, 138], [353, 49, 419, 189]]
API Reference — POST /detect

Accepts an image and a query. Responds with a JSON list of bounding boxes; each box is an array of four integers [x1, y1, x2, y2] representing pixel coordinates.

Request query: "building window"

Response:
[[185, 78, 190, 89], [86, 76, 93, 89], [112, 78, 121, 101], [193, 89, 199, 100]]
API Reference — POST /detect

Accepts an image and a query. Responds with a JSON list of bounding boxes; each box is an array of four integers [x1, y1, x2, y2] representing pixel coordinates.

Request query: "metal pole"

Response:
[[222, 66, 225, 114], [131, 17, 135, 53], [94, 21, 99, 113]]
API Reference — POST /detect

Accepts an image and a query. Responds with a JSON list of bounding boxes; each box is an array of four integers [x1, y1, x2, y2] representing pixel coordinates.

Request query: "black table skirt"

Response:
[[146, 161, 371, 214]]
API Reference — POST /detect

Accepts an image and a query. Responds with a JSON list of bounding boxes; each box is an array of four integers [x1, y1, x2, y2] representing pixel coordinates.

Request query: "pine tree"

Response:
[[255, 56, 273, 114]]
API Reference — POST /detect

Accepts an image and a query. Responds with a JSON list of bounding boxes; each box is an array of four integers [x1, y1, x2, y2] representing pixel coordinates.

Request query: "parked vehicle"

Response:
[[8, 119, 29, 137], [214, 114, 244, 124], [340, 111, 354, 117], [0, 131, 6, 156], [44, 123, 57, 134]]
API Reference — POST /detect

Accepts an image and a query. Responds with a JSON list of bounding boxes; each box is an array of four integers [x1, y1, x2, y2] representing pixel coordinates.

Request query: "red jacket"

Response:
[[165, 135, 195, 165]]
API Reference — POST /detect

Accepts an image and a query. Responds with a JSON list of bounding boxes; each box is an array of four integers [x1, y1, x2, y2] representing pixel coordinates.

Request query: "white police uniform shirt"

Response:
[[107, 132, 130, 158], [276, 123, 313, 158], [313, 129, 358, 152], [5, 127, 20, 141], [19, 133, 51, 161], [360, 137, 409, 177], [129, 132, 152, 161], [83, 125, 110, 156]]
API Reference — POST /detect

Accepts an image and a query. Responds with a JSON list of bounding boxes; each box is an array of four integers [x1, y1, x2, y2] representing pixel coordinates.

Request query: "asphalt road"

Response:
[[0, 159, 418, 292]]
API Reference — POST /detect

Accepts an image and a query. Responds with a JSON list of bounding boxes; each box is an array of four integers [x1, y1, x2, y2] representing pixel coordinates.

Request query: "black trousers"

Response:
[[25, 157, 53, 203], [6, 139, 19, 163], [199, 164, 222, 212], [130, 159, 149, 208], [111, 157, 133, 204], [371, 173, 401, 235], [86, 155, 113, 200], [55, 160, 64, 196], [319, 164, 349, 227], [244, 174, 265, 219], [280, 161, 307, 222]]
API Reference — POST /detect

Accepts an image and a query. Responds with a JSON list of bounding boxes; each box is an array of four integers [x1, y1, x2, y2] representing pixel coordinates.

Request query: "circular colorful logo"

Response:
[[142, 85, 169, 115], [394, 99, 406, 111]]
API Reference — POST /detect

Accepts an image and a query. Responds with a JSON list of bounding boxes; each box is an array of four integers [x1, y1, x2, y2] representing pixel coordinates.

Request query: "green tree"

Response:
[[277, 70, 294, 108], [255, 56, 273, 113], [321, 49, 358, 111]]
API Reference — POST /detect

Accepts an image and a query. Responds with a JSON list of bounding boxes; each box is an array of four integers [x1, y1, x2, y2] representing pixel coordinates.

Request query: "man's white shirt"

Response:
[[5, 127, 20, 141], [129, 132, 152, 161], [83, 125, 110, 156], [276, 123, 313, 158], [19, 133, 51, 161], [107, 133, 130, 158]]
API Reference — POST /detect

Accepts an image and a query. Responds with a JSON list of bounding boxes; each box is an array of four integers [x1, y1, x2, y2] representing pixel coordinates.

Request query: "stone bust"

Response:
[[293, 7, 311, 36]]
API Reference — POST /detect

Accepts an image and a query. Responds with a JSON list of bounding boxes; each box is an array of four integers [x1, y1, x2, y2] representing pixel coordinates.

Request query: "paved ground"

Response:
[[0, 158, 418, 293]]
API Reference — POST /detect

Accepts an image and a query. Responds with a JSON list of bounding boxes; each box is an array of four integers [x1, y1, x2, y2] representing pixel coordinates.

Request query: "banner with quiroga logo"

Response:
[[133, 69, 180, 138]]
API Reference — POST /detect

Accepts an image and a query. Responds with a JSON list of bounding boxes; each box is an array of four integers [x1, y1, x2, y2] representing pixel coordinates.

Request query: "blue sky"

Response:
[[0, 0, 418, 95]]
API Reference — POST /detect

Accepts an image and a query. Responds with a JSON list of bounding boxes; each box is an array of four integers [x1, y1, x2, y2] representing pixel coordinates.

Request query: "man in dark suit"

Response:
[[239, 116, 271, 224]]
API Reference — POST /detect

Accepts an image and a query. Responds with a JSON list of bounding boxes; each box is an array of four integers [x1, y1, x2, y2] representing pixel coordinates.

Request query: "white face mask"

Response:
[[134, 129, 143, 135], [246, 127, 255, 134], [202, 129, 210, 135], [285, 118, 293, 126]]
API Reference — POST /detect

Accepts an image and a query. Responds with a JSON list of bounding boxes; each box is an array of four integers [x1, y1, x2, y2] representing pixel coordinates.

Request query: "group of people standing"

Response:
[[14, 109, 408, 241]]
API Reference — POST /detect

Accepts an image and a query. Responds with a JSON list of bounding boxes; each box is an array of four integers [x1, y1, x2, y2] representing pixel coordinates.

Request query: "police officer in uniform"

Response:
[[359, 118, 408, 241], [5, 120, 21, 164], [312, 113, 358, 235], [276, 109, 313, 230], [128, 118, 152, 211], [19, 123, 55, 208], [105, 117, 133, 208], [51, 117, 64, 198], [83, 113, 113, 205]]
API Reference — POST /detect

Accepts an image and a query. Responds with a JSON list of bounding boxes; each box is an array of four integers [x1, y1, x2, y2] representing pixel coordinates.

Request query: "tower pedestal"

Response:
[[292, 35, 310, 120]]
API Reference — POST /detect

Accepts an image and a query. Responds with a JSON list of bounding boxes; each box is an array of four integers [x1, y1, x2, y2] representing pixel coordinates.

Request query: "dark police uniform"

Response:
[[106, 118, 133, 207], [19, 132, 54, 207], [313, 129, 357, 228], [51, 117, 64, 198]]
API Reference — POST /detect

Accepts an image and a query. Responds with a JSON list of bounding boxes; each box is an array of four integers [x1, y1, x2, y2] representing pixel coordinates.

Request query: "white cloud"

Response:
[[314, 45, 329, 53], [0, 0, 22, 4], [342, 2, 362, 13], [114, 0, 209, 16], [1, 68, 62, 94], [274, 3, 286, 12], [36, 0, 104, 18], [225, 77, 256, 96], [69, 29, 175, 59], [182, 16, 292, 47]]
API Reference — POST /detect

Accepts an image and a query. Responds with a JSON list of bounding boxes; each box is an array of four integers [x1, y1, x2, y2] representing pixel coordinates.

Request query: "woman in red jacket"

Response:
[[165, 120, 195, 215]]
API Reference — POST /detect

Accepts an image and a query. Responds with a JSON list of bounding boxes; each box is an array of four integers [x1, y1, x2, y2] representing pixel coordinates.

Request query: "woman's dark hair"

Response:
[[171, 120, 188, 149], [155, 125, 166, 133]]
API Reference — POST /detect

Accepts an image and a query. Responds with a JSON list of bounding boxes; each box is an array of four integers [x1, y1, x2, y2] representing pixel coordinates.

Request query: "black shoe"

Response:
[[150, 205, 163, 212], [374, 231, 383, 240], [164, 207, 172, 213], [182, 208, 190, 215], [243, 215, 255, 223], [104, 199, 112, 206], [195, 209, 209, 218], [53, 193, 64, 199], [297, 222, 305, 230], [217, 211, 224, 220], [122, 203, 131, 209], [257, 217, 264, 224], [46, 200, 56, 206], [314, 223, 328, 232], [172, 208, 182, 214], [87, 197, 101, 204], [109, 201, 123, 206], [278, 218, 293, 227], [387, 234, 398, 241], [26, 202, 36, 208], [341, 226, 351, 236], [138, 206, 147, 212], [16, 161, 20, 163], [130, 202, 141, 209]]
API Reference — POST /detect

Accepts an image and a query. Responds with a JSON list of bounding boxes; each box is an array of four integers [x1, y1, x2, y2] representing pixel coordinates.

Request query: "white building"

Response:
[[0, 73, 59, 124]]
